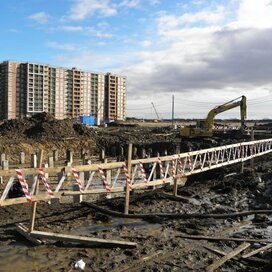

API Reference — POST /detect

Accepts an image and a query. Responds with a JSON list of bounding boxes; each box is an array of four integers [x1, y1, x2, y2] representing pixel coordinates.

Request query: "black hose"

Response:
[[82, 201, 272, 220]]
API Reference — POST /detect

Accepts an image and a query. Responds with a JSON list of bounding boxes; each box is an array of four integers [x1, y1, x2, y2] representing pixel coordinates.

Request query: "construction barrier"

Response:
[[0, 138, 272, 207]]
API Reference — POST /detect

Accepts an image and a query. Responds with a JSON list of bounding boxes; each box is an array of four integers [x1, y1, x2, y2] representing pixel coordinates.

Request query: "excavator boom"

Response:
[[181, 95, 247, 137]]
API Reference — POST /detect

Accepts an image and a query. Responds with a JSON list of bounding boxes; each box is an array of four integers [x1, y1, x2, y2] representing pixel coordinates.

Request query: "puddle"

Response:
[[0, 218, 161, 271], [70, 217, 161, 236]]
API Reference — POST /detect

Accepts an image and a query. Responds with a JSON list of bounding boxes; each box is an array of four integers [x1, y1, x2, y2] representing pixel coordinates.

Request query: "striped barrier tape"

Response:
[[172, 157, 176, 178], [97, 165, 112, 192], [38, 168, 54, 198], [71, 167, 85, 193], [122, 163, 132, 190], [138, 160, 148, 183], [157, 157, 166, 183], [15, 169, 32, 203], [178, 155, 184, 174]]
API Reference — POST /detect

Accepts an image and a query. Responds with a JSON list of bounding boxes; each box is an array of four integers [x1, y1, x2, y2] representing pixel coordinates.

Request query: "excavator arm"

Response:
[[203, 95, 247, 135], [181, 95, 247, 137]]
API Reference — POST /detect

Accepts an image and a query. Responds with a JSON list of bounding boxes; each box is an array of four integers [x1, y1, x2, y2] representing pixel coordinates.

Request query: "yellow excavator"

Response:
[[181, 95, 247, 137]]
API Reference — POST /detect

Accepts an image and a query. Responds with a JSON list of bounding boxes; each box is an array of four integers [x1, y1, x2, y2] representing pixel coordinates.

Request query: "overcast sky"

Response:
[[1, 0, 272, 119]]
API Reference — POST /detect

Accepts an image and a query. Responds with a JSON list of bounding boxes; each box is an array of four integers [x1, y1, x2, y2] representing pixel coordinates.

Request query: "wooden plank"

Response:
[[30, 230, 137, 248], [203, 245, 228, 256], [16, 223, 43, 245], [29, 149, 44, 232], [124, 143, 132, 214], [177, 234, 272, 244], [63, 187, 124, 195], [206, 242, 250, 272], [0, 192, 62, 206], [242, 243, 272, 259]]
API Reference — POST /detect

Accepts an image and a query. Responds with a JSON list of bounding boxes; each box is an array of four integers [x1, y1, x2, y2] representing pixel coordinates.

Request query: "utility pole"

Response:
[[172, 95, 175, 126]]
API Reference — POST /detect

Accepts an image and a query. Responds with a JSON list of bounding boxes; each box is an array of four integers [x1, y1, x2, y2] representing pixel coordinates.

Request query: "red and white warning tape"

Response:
[[178, 155, 183, 174], [122, 163, 132, 189], [138, 160, 148, 183], [71, 167, 85, 193], [97, 165, 112, 192], [38, 168, 54, 198], [172, 157, 176, 178], [157, 157, 166, 183], [15, 169, 32, 202]]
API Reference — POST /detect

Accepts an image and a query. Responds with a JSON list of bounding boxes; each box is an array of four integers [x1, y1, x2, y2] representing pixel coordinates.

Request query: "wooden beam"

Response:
[[124, 143, 132, 214], [29, 149, 44, 232], [0, 192, 62, 206], [242, 243, 272, 259], [16, 223, 43, 245], [178, 234, 272, 244], [30, 230, 137, 248], [206, 242, 250, 272]]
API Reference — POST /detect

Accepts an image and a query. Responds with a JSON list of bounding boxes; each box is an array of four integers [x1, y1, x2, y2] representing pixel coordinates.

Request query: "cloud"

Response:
[[66, 0, 117, 21], [179, 6, 225, 25], [139, 40, 152, 47], [28, 12, 50, 24], [113, 1, 272, 119], [50, 0, 272, 118], [149, 0, 160, 5], [58, 25, 84, 32], [157, 6, 225, 31], [8, 28, 19, 33], [86, 27, 113, 38], [230, 0, 272, 29], [52, 50, 135, 71], [47, 41, 77, 51], [119, 0, 140, 8]]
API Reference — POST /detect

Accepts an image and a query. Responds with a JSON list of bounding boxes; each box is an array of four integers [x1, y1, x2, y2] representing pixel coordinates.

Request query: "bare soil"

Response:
[[1, 156, 272, 271], [0, 114, 272, 271]]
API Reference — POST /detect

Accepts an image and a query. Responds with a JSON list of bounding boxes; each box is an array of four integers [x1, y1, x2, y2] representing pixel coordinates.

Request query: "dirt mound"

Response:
[[0, 113, 97, 141], [26, 118, 76, 140], [0, 118, 34, 139]]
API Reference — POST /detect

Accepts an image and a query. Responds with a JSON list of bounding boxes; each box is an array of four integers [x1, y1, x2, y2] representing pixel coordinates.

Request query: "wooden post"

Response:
[[124, 143, 132, 214], [100, 149, 105, 161], [29, 149, 44, 232], [0, 153, 6, 164], [20, 152, 25, 164], [31, 154, 37, 168], [48, 156, 54, 168], [53, 150, 58, 162], [1, 160, 9, 170], [66, 150, 73, 163], [173, 176, 178, 196], [73, 172, 84, 203]]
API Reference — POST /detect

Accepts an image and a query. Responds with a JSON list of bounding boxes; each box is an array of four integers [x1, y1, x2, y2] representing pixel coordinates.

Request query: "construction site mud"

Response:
[[1, 115, 272, 271], [1, 157, 272, 271]]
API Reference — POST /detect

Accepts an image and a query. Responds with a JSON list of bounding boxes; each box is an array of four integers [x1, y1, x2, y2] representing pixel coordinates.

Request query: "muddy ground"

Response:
[[1, 154, 272, 271], [1, 114, 272, 271]]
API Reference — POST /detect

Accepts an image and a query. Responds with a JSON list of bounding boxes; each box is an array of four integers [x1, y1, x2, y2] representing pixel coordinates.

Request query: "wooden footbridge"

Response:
[[0, 138, 271, 210], [1, 138, 272, 248]]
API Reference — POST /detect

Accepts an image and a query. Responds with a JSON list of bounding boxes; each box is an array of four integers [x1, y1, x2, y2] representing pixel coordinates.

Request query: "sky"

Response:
[[1, 0, 272, 120]]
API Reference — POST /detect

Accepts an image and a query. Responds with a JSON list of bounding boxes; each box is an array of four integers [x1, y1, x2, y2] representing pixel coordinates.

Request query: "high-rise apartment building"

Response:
[[105, 73, 126, 121], [0, 61, 126, 122]]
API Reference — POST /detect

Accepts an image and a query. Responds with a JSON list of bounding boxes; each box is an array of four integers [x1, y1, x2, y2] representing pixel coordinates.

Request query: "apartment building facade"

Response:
[[105, 73, 126, 121], [0, 60, 126, 122]]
